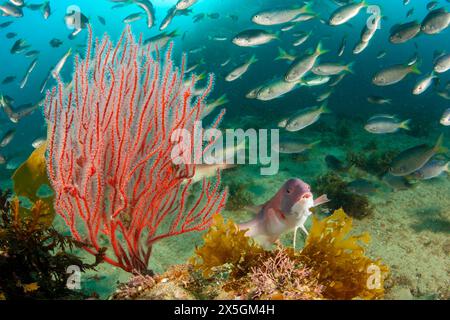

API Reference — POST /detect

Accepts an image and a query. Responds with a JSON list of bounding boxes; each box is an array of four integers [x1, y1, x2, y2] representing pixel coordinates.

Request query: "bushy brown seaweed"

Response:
[[0, 190, 99, 300], [191, 214, 265, 279], [225, 182, 254, 211], [313, 172, 372, 219], [300, 209, 389, 300], [346, 149, 398, 178]]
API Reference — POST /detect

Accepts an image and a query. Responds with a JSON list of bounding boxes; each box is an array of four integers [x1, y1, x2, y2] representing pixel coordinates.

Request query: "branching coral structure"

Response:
[[44, 27, 227, 274]]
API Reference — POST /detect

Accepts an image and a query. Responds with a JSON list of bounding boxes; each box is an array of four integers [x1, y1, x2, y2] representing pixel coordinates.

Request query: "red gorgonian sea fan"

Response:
[[44, 27, 227, 274]]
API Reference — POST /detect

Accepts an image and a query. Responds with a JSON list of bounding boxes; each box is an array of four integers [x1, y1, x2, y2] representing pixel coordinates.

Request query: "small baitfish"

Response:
[[410, 158, 449, 180], [280, 101, 331, 132]]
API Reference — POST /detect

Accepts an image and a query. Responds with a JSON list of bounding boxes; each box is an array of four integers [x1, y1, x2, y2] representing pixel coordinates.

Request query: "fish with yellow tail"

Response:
[[279, 101, 331, 132], [390, 134, 448, 176]]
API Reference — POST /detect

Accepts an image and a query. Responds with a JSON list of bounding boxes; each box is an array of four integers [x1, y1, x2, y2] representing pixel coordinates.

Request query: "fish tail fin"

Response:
[[301, 1, 315, 15], [409, 61, 421, 75], [320, 100, 331, 114], [222, 162, 237, 170], [196, 72, 206, 81], [168, 29, 179, 38], [345, 62, 355, 74], [213, 94, 229, 108], [315, 41, 329, 56], [249, 54, 258, 65], [444, 162, 450, 173], [274, 31, 282, 40], [400, 119, 411, 131], [433, 133, 447, 154], [386, 98, 393, 104], [276, 47, 294, 61], [308, 140, 322, 149], [40, 1, 48, 9]]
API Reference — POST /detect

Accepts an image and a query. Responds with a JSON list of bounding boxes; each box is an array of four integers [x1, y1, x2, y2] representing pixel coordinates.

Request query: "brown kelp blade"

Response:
[[12, 142, 55, 227]]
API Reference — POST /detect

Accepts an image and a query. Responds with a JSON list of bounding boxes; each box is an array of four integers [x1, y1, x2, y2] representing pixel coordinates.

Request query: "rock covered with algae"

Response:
[[112, 209, 389, 300]]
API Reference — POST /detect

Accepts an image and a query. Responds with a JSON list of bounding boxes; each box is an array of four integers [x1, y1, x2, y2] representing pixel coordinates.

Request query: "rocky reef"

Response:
[[111, 210, 389, 300]]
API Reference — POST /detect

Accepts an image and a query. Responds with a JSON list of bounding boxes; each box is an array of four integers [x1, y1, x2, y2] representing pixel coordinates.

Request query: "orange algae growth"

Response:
[[300, 208, 389, 300]]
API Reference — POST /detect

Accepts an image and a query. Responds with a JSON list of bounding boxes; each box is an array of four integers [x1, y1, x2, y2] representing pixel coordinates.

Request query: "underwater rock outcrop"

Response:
[[112, 209, 389, 300]]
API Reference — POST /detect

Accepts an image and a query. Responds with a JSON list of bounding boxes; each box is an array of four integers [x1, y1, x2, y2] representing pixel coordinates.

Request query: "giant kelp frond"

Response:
[[300, 209, 389, 300]]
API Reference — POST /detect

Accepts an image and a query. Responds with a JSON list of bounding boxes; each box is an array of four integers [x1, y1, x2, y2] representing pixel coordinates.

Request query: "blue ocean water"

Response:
[[0, 1, 448, 163], [0, 0, 449, 299]]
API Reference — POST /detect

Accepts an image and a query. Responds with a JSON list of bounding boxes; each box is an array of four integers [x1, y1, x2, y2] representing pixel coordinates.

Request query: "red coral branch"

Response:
[[45, 27, 227, 274]]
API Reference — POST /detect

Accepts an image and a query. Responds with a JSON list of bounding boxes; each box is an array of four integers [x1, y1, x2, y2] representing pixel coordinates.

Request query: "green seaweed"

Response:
[[346, 149, 399, 177], [225, 182, 254, 211], [313, 172, 372, 219]]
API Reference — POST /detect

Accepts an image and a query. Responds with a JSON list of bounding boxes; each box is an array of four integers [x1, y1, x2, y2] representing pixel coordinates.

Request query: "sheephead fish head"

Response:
[[277, 178, 313, 213]]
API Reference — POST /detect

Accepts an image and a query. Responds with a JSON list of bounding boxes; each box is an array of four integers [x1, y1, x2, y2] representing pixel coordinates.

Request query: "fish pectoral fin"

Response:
[[238, 219, 261, 237], [314, 194, 330, 207], [264, 208, 287, 234]]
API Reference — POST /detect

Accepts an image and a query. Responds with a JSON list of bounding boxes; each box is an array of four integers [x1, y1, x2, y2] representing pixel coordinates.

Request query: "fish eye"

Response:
[[286, 189, 291, 194]]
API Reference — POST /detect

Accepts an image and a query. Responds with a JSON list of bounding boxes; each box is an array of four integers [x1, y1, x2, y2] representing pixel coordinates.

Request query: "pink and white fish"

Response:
[[239, 178, 329, 248]]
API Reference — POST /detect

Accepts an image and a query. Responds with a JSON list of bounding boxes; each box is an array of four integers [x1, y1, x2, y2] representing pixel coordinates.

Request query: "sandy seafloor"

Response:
[[42, 117, 450, 300]]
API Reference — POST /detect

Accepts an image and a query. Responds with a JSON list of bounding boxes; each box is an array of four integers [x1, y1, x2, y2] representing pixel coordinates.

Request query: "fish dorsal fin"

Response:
[[368, 114, 397, 121], [431, 8, 447, 15], [390, 24, 401, 34]]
